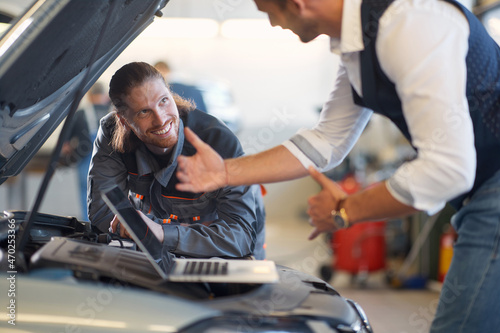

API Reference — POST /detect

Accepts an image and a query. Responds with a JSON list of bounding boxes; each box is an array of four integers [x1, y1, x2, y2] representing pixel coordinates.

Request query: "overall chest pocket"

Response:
[[127, 173, 154, 211], [161, 193, 217, 224], [127, 173, 154, 194]]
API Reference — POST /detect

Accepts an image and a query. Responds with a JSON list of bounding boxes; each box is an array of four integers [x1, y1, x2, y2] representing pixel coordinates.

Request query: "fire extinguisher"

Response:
[[438, 224, 457, 282]]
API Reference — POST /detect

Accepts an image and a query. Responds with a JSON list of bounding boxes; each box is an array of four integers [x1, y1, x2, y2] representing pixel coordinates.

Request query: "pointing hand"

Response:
[[176, 127, 228, 193]]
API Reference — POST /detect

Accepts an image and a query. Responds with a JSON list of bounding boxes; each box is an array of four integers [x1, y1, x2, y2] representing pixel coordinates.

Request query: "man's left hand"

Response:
[[110, 212, 164, 242], [110, 215, 131, 239], [137, 211, 164, 242]]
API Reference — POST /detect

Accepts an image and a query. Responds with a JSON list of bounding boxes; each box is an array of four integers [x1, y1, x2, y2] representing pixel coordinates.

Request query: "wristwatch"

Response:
[[331, 200, 350, 229]]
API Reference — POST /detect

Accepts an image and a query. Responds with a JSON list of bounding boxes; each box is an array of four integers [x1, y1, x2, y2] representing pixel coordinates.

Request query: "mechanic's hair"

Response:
[[108, 62, 195, 153]]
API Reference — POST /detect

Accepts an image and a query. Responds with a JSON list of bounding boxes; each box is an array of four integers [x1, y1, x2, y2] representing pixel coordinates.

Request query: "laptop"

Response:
[[101, 186, 279, 284]]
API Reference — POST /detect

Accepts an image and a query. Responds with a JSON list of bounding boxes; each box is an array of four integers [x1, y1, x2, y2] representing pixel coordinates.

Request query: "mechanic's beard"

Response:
[[141, 122, 180, 152], [145, 135, 177, 151]]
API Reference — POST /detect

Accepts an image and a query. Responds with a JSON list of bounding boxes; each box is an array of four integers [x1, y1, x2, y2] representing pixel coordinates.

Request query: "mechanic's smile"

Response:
[[151, 121, 172, 136]]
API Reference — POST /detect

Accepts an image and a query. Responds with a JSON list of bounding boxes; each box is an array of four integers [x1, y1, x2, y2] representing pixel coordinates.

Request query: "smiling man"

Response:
[[87, 62, 266, 260]]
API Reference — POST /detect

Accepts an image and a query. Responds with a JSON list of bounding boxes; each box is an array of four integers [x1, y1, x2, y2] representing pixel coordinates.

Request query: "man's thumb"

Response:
[[184, 127, 206, 150], [308, 166, 332, 189]]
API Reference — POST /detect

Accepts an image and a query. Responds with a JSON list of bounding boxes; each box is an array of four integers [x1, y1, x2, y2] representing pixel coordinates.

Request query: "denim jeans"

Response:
[[430, 170, 500, 333]]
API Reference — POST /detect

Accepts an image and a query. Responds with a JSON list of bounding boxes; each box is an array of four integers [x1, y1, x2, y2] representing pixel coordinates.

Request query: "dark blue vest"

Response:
[[353, 0, 500, 209]]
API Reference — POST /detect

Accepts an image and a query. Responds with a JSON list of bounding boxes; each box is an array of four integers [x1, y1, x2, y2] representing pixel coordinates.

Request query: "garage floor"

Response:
[[265, 216, 440, 333]]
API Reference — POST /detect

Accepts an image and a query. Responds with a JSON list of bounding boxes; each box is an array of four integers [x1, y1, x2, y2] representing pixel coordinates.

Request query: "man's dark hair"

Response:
[[108, 62, 195, 153]]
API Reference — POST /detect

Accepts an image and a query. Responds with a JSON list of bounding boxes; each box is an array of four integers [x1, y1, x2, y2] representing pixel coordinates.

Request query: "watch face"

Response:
[[333, 214, 346, 229]]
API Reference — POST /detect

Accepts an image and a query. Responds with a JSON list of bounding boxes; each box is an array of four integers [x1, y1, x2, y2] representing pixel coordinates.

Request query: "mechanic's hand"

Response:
[[307, 167, 347, 240], [137, 211, 164, 242], [110, 213, 164, 242], [110, 215, 131, 239], [176, 127, 228, 193]]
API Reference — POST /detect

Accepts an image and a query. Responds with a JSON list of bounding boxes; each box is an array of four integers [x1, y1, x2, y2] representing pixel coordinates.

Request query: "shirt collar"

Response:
[[330, 0, 364, 55]]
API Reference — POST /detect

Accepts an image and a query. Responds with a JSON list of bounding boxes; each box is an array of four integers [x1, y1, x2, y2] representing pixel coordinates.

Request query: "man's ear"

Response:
[[287, 0, 307, 14]]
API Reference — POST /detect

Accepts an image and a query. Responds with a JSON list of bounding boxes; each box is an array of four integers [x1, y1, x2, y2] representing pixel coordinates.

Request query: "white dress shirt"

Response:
[[282, 0, 476, 214]]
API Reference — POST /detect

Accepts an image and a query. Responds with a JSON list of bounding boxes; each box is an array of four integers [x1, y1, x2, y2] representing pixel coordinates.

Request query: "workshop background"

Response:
[[1, 0, 498, 332]]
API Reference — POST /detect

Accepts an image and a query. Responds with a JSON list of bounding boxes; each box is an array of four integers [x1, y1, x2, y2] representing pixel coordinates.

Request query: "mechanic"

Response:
[[87, 61, 266, 260], [175, 0, 500, 332]]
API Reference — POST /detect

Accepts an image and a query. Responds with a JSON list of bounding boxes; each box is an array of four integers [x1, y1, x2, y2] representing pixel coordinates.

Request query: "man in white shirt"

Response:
[[175, 1, 500, 331]]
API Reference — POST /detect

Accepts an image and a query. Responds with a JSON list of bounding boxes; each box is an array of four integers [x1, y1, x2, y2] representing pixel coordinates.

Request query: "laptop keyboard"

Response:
[[183, 261, 229, 275]]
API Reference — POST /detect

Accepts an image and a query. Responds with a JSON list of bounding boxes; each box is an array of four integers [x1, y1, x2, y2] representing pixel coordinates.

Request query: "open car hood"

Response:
[[0, 0, 168, 185]]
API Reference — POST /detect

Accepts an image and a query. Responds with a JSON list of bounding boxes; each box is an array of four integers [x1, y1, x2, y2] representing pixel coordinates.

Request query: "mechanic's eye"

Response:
[[137, 109, 150, 118]]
